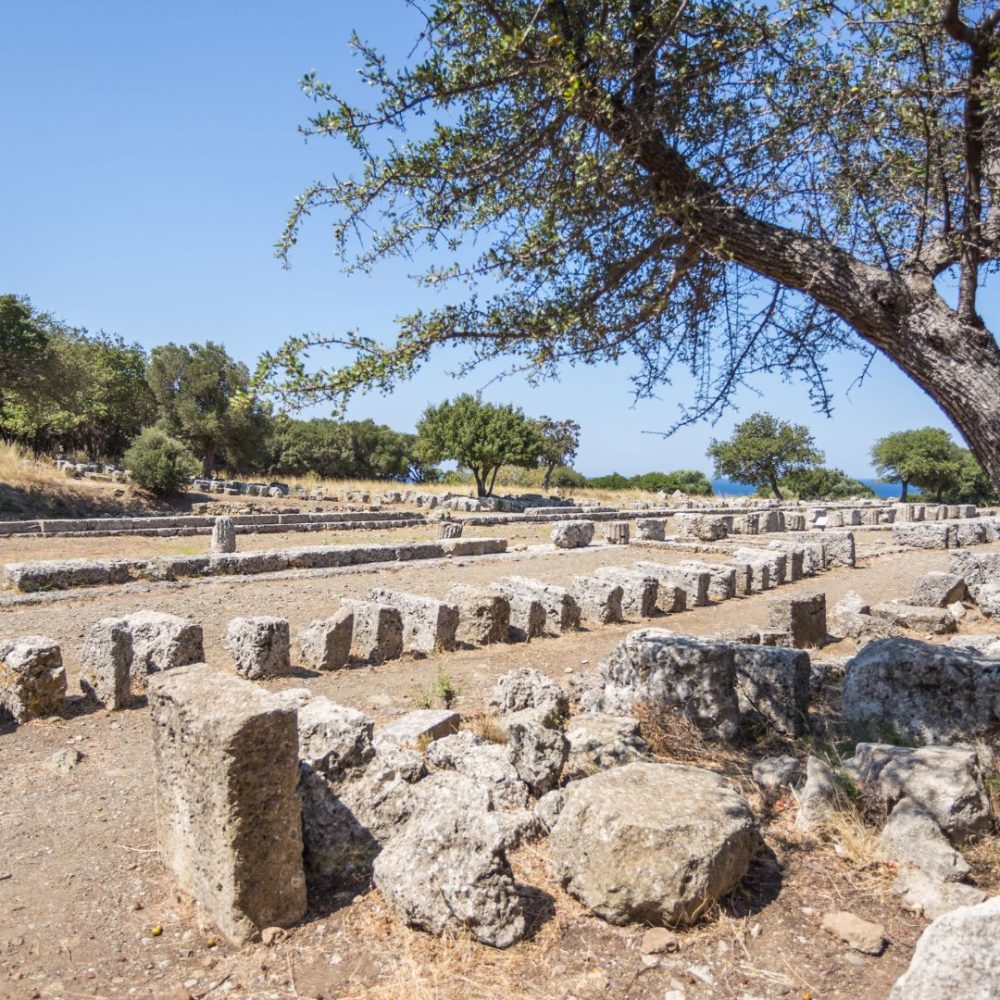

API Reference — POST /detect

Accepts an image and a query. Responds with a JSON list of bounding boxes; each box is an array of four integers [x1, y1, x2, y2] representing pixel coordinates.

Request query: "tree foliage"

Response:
[[537, 416, 581, 491], [258, 0, 1000, 491], [707, 412, 822, 500], [147, 342, 271, 476], [415, 394, 542, 495], [872, 427, 956, 500], [755, 466, 876, 500], [0, 295, 49, 409], [124, 427, 200, 495]]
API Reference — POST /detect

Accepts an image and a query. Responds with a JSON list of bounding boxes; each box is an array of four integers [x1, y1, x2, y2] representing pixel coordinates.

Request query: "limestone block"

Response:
[[767, 592, 827, 648], [446, 585, 510, 645], [297, 608, 353, 671], [0, 636, 65, 723], [369, 588, 460, 654], [226, 617, 291, 679], [340, 599, 404, 664]]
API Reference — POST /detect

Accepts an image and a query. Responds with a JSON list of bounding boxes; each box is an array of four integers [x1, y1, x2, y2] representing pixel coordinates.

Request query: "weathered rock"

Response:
[[767, 592, 827, 648], [551, 520, 595, 549], [634, 561, 710, 607], [505, 715, 568, 795], [80, 619, 133, 709], [842, 639, 1000, 746], [975, 581, 1000, 617], [297, 608, 353, 671], [795, 755, 840, 830], [598, 629, 740, 741], [879, 798, 970, 882], [734, 548, 787, 587], [380, 709, 460, 747], [446, 585, 510, 645], [500, 592, 547, 642], [948, 550, 1000, 600], [488, 667, 569, 724], [226, 617, 291, 679], [297, 697, 376, 777], [675, 513, 728, 541], [821, 911, 885, 955], [846, 743, 991, 839], [373, 772, 526, 948], [832, 591, 870, 616], [562, 714, 653, 780], [210, 516, 236, 554], [534, 788, 565, 830], [911, 571, 968, 608], [889, 897, 1000, 999], [871, 602, 957, 635], [148, 665, 306, 943], [438, 521, 463, 539], [369, 588, 460, 654], [593, 568, 659, 618], [570, 576, 624, 624], [549, 763, 759, 926], [494, 576, 581, 633], [809, 530, 856, 567], [732, 645, 811, 736], [635, 518, 666, 541], [893, 522, 956, 550], [340, 599, 404, 664], [678, 560, 737, 602], [123, 611, 204, 681], [893, 866, 988, 921], [426, 731, 529, 808], [0, 636, 65, 723], [604, 520, 630, 545], [752, 754, 802, 791]]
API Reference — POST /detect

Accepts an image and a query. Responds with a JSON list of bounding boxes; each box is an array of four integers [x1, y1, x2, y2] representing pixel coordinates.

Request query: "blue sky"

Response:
[[1, 0, 988, 478]]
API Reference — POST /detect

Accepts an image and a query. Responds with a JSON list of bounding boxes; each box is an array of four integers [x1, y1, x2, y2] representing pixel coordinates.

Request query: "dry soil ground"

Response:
[[1, 524, 998, 1000]]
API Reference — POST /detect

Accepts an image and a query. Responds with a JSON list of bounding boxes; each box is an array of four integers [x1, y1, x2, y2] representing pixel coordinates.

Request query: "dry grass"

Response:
[[0, 441, 66, 492], [465, 712, 509, 744]]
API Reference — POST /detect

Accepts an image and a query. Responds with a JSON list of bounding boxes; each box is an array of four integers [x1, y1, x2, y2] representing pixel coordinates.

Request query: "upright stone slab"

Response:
[[438, 521, 464, 539], [732, 645, 811, 736], [570, 576, 624, 624], [210, 516, 236, 554], [635, 518, 665, 541], [494, 577, 581, 633], [226, 617, 291, 679], [124, 610, 205, 681], [340, 599, 404, 664], [604, 521, 630, 545], [80, 619, 133, 708], [500, 592, 548, 642], [148, 665, 306, 943], [593, 567, 659, 617], [297, 608, 353, 671], [369, 588, 460, 653], [767, 592, 826, 648], [0, 636, 66, 723], [675, 513, 728, 541], [634, 561, 710, 607], [677, 560, 736, 602], [446, 585, 510, 645]]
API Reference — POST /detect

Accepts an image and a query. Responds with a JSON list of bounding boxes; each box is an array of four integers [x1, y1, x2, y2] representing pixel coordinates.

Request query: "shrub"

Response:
[[124, 427, 199, 495]]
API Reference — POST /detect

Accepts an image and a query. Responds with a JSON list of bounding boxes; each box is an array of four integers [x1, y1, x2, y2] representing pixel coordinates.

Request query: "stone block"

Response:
[[593, 567, 659, 617], [123, 610, 204, 681], [551, 520, 594, 549], [633, 561, 710, 607], [340, 599, 404, 664], [380, 709, 461, 747], [494, 577, 581, 632], [210, 516, 236, 554], [893, 522, 956, 550], [635, 518, 665, 541], [438, 521, 463, 538], [871, 602, 957, 635], [674, 513, 728, 541], [0, 636, 65, 723], [446, 585, 510, 645], [297, 609, 353, 671], [148, 665, 306, 943], [732, 645, 811, 735], [80, 618, 133, 708], [370, 588, 460, 654], [767, 592, 827, 648], [604, 521, 630, 545], [226, 617, 291, 679], [677, 560, 736, 601], [570, 576, 624, 624], [911, 572, 968, 608]]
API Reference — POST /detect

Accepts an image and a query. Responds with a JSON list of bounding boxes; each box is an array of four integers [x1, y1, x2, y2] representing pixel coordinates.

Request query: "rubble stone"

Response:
[[0, 636, 65, 723], [551, 520, 594, 549], [446, 585, 510, 645], [369, 588, 460, 654]]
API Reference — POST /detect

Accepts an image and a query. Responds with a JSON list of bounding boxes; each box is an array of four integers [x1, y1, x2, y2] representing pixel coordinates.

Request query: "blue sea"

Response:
[[711, 478, 904, 499]]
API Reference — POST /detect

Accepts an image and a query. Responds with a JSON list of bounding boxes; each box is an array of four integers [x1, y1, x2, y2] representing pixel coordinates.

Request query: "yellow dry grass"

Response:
[[0, 441, 66, 492]]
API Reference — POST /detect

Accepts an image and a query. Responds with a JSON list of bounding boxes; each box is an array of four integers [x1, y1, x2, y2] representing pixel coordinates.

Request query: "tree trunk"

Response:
[[543, 462, 555, 492], [472, 468, 486, 497], [486, 465, 500, 496], [769, 474, 783, 501], [900, 480, 909, 502], [610, 123, 1000, 494], [202, 444, 215, 479]]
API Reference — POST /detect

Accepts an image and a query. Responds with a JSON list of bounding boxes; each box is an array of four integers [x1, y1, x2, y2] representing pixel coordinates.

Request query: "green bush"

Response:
[[125, 427, 199, 495]]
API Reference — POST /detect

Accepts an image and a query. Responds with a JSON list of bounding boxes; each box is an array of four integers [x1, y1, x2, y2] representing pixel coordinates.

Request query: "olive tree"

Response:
[[415, 394, 542, 496], [707, 412, 822, 499], [257, 0, 1000, 493]]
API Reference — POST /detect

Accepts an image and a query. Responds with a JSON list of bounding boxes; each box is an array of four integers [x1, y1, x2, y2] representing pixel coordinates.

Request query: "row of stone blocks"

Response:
[[0, 509, 426, 538], [1, 537, 508, 593], [892, 517, 1000, 550]]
